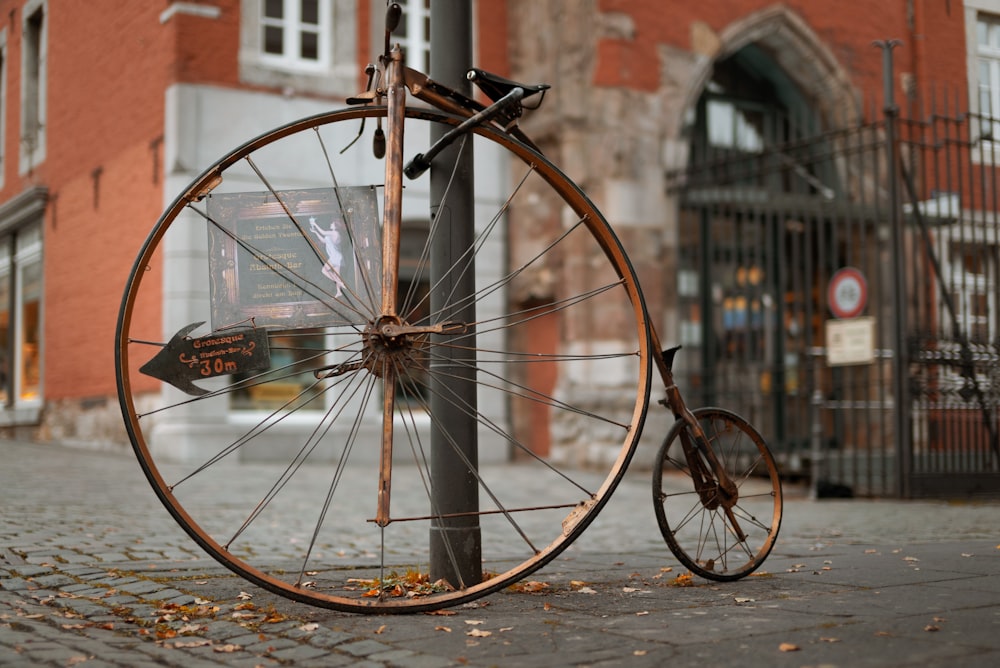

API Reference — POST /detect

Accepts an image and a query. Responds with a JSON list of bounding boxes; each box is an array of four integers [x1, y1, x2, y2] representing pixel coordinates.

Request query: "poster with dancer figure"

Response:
[[206, 186, 381, 330]]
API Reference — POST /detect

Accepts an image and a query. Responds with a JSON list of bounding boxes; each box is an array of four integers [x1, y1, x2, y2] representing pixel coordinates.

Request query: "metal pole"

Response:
[[428, 0, 481, 588], [876, 39, 912, 499]]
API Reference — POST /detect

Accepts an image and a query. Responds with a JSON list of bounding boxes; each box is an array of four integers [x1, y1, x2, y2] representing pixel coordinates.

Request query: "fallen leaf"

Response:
[[499, 627, 513, 632], [633, 650, 648, 656], [734, 597, 755, 604], [61, 624, 88, 630], [924, 625, 940, 632], [466, 628, 492, 638], [933, 616, 946, 623], [213, 644, 243, 653], [636, 611, 650, 616], [435, 626, 452, 632], [237, 592, 253, 600], [170, 640, 212, 648], [903, 556, 919, 562], [543, 602, 553, 611], [875, 631, 892, 637], [425, 609, 457, 616], [961, 553, 973, 558], [66, 657, 89, 666], [299, 623, 319, 632], [465, 620, 485, 625], [576, 587, 598, 595], [659, 567, 673, 573], [375, 625, 386, 634], [820, 637, 840, 643], [569, 580, 589, 588], [511, 580, 550, 593], [668, 573, 694, 587], [778, 642, 800, 652]]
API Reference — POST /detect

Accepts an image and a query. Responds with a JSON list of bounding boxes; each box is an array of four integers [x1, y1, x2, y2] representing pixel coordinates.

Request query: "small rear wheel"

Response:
[[652, 407, 782, 580]]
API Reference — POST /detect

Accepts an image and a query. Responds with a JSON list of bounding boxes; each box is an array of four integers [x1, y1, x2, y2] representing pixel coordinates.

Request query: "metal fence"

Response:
[[669, 63, 1000, 497]]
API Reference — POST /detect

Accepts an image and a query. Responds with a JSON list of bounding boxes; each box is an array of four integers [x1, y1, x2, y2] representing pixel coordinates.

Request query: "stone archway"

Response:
[[674, 5, 861, 142]]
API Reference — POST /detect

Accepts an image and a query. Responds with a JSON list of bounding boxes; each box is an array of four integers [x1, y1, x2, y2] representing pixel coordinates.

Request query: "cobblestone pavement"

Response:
[[3, 438, 1000, 667]]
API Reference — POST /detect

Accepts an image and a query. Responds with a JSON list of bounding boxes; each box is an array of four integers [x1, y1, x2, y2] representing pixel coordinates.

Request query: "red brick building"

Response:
[[1, 2, 997, 496]]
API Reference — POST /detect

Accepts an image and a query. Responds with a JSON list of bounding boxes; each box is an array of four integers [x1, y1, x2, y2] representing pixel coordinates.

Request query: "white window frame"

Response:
[[258, 0, 332, 71], [397, 0, 430, 71], [19, 0, 46, 175], [0, 27, 8, 191], [239, 0, 356, 97], [943, 238, 997, 342]]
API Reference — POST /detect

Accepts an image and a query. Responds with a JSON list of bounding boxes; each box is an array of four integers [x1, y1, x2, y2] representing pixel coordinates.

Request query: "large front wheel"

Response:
[[116, 106, 653, 612], [652, 408, 782, 580]]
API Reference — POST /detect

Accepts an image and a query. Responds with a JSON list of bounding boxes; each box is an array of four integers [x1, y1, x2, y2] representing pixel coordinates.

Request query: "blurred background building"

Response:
[[0, 0, 997, 497]]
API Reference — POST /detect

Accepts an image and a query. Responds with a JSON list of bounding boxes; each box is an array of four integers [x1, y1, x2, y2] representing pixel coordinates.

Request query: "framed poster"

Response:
[[206, 186, 381, 330]]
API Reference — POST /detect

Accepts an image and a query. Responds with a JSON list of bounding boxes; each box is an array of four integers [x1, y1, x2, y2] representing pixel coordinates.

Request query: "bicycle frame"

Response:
[[364, 31, 747, 535]]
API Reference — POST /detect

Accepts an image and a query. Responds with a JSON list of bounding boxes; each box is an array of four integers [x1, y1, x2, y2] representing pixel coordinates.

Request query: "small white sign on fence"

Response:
[[825, 316, 876, 366]]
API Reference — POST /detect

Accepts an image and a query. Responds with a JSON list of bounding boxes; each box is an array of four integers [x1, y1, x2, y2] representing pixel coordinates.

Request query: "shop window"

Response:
[[0, 221, 43, 413], [230, 329, 326, 411]]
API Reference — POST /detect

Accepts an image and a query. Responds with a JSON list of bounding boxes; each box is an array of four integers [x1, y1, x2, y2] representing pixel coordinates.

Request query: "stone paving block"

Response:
[[30, 573, 76, 588], [7, 565, 51, 578], [56, 598, 113, 617], [117, 579, 167, 596], [145, 588, 188, 601], [61, 583, 100, 594], [91, 576, 141, 587], [267, 644, 331, 662], [99, 594, 140, 606], [201, 620, 251, 640], [93, 553, 131, 563], [305, 628, 356, 648], [244, 637, 299, 653], [21, 644, 91, 664], [0, 577, 33, 591], [384, 653, 456, 668], [59, 566, 108, 578], [338, 638, 394, 656]]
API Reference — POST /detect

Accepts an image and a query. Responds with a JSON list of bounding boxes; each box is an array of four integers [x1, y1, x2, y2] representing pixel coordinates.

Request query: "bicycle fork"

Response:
[[653, 340, 747, 542]]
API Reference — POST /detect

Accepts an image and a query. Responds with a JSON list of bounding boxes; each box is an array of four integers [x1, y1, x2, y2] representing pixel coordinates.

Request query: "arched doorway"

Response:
[[671, 9, 890, 480]]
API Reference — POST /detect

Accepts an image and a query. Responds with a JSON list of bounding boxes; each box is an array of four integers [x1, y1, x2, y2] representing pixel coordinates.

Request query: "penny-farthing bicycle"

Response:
[[115, 4, 782, 613]]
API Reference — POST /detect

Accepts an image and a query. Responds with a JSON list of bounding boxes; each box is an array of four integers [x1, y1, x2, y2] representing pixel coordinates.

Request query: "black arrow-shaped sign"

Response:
[[139, 322, 271, 396]]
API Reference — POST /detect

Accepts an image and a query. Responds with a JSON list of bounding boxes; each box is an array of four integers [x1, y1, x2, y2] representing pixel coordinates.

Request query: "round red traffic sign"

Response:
[[828, 267, 867, 319]]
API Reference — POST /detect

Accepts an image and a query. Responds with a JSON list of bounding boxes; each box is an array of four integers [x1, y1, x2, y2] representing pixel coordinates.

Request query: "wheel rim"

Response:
[[116, 106, 652, 611]]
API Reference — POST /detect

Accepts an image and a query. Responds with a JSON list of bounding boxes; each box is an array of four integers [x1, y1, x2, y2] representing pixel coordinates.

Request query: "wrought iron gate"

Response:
[[670, 78, 1000, 498]]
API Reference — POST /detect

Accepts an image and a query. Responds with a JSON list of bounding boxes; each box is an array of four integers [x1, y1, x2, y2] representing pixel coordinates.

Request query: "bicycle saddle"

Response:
[[467, 68, 550, 107]]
